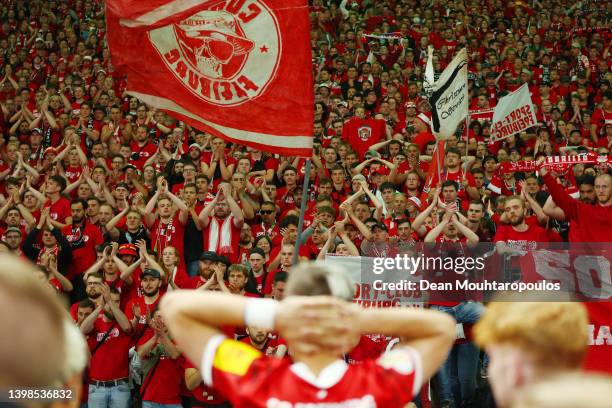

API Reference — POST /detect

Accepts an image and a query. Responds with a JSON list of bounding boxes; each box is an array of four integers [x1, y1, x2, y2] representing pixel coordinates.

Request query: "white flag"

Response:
[[423, 45, 435, 97], [366, 50, 375, 64], [429, 48, 469, 140], [489, 83, 537, 143]]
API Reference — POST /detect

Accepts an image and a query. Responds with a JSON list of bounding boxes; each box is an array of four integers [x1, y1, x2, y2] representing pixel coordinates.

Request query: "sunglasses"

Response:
[[260, 210, 274, 215]]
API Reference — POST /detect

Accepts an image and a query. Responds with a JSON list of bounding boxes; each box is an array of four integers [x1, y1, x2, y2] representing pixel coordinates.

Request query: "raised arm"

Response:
[[543, 194, 566, 221], [220, 183, 244, 226], [412, 189, 439, 237], [539, 165, 579, 221]]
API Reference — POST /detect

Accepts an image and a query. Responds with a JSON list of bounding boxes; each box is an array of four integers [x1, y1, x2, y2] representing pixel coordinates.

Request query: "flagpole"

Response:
[[436, 139, 442, 188], [293, 158, 312, 265], [465, 113, 470, 157]]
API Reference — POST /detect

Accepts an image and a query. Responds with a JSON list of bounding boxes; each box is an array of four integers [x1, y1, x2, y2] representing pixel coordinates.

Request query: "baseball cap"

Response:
[[408, 196, 422, 208], [200, 251, 218, 262], [216, 255, 231, 267], [118, 244, 137, 257], [371, 222, 388, 232], [4, 227, 22, 236], [141, 268, 161, 279], [364, 149, 381, 160], [115, 182, 130, 191], [44, 147, 57, 156]]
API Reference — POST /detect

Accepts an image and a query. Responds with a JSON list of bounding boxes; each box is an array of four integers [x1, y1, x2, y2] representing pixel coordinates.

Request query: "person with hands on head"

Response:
[[198, 182, 244, 263], [424, 203, 480, 245], [160, 262, 455, 408], [411, 186, 441, 238], [144, 176, 189, 258]]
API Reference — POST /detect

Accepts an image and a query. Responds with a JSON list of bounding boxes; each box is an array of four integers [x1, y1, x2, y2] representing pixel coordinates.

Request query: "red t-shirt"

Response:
[[201, 338, 421, 407], [341, 118, 386, 160], [150, 214, 187, 258], [62, 222, 104, 280], [125, 295, 161, 335], [183, 359, 228, 405], [129, 141, 158, 169], [137, 329, 182, 404], [45, 196, 72, 224], [584, 302, 612, 374], [345, 335, 388, 365], [88, 315, 132, 381]]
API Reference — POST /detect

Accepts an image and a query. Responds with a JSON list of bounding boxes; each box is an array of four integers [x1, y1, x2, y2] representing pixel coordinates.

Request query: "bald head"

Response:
[[0, 255, 67, 388]]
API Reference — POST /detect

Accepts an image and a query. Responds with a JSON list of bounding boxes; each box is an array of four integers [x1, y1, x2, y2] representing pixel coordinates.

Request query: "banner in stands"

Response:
[[469, 108, 494, 123], [428, 48, 469, 140], [326, 244, 612, 304], [497, 152, 612, 174], [106, 0, 313, 156], [489, 83, 537, 143]]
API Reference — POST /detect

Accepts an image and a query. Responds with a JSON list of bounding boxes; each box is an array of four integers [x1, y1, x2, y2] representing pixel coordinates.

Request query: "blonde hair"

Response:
[[474, 302, 588, 368], [286, 261, 355, 301], [512, 373, 612, 408], [0, 254, 67, 387]]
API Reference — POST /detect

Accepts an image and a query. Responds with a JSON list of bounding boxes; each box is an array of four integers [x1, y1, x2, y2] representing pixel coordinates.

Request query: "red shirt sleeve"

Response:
[[542, 173, 578, 221]]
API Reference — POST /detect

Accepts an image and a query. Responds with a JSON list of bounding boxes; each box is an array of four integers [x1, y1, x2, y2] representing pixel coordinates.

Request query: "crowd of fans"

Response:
[[0, 0, 610, 407]]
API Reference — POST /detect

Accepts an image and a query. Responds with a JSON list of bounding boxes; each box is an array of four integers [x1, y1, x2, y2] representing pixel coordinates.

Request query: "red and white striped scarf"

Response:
[[206, 216, 234, 255]]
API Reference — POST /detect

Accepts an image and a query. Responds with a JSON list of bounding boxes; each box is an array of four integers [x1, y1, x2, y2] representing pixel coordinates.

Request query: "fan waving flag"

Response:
[[488, 83, 537, 144], [428, 48, 469, 140], [106, 0, 314, 156]]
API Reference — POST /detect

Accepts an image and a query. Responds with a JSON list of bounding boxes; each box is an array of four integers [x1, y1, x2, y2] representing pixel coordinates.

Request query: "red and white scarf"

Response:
[[206, 216, 234, 254], [498, 153, 611, 175]]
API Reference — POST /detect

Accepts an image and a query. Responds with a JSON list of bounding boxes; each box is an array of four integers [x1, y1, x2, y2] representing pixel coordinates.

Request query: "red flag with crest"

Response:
[[105, 0, 313, 156]]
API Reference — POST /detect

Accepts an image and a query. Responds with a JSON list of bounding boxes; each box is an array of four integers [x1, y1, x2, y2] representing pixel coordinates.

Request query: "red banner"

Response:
[[106, 0, 313, 156], [498, 153, 611, 174]]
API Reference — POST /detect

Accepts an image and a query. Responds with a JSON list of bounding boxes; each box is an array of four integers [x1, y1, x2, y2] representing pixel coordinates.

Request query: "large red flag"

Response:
[[105, 0, 313, 156]]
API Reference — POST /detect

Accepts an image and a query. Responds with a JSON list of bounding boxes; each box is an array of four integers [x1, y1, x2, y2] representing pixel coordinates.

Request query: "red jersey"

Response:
[[201, 337, 421, 408], [89, 316, 132, 381], [129, 141, 157, 169], [341, 118, 386, 160], [62, 221, 104, 280], [584, 302, 612, 374], [183, 359, 228, 405], [493, 223, 553, 251], [344, 335, 388, 365], [44, 196, 72, 224], [150, 214, 187, 258], [543, 174, 612, 243], [137, 329, 182, 404], [251, 222, 281, 246], [125, 295, 161, 335]]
